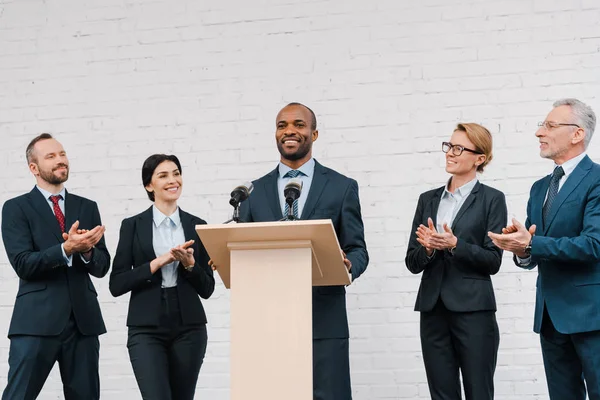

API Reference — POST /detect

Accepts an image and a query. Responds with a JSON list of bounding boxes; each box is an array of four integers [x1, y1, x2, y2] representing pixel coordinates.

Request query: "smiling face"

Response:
[[275, 104, 318, 167], [29, 138, 69, 186], [536, 105, 585, 163], [145, 161, 182, 204], [444, 129, 486, 177]]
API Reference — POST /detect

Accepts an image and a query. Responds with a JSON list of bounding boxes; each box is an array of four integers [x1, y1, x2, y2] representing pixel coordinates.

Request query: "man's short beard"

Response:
[[39, 167, 69, 185], [277, 143, 311, 161]]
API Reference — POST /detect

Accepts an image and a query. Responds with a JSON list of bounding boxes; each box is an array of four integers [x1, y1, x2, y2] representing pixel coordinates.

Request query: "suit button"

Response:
[[146, 279, 151, 283]]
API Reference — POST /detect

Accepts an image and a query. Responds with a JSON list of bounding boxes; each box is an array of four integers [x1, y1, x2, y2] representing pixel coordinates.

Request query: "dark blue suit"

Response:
[[517, 155, 600, 399], [239, 160, 369, 400], [1, 187, 110, 400]]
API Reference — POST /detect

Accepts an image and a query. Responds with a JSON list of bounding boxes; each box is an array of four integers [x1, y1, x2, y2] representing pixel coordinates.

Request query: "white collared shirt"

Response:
[[152, 205, 185, 288], [436, 178, 478, 233], [277, 158, 316, 218]]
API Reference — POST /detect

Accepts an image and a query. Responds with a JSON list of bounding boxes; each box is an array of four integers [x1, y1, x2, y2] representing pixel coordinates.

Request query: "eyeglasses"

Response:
[[538, 121, 580, 130], [442, 141, 483, 156]]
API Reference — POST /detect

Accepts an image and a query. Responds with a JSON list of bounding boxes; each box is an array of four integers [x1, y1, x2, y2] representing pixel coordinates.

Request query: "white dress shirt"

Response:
[[277, 158, 315, 218], [436, 178, 478, 233], [152, 206, 186, 288]]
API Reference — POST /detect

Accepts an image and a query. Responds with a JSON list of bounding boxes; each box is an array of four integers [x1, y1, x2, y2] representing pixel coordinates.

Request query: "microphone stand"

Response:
[[279, 198, 298, 221], [223, 203, 241, 224]]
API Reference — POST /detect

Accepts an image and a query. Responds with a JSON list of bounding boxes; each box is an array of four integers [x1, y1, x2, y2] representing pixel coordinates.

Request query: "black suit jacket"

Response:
[[109, 207, 215, 326], [405, 182, 507, 312], [1, 187, 110, 337], [239, 160, 369, 339]]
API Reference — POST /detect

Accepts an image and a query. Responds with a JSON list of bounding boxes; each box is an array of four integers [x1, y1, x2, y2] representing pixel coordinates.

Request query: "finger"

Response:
[[62, 232, 69, 241], [512, 218, 525, 230], [181, 240, 195, 249], [443, 223, 452, 234], [427, 218, 437, 233], [487, 232, 501, 240], [69, 221, 79, 234], [529, 224, 537, 235]]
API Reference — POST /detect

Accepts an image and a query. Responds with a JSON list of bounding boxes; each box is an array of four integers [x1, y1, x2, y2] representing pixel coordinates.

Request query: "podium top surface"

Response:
[[195, 220, 351, 289]]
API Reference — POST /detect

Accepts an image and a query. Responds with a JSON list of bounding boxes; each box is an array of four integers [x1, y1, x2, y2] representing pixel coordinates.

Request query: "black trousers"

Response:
[[127, 287, 208, 400], [540, 306, 600, 400], [2, 314, 100, 400], [313, 338, 352, 400], [420, 300, 499, 400]]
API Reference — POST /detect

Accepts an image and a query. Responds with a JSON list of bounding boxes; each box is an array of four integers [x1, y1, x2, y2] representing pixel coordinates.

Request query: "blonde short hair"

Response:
[[455, 123, 493, 173]]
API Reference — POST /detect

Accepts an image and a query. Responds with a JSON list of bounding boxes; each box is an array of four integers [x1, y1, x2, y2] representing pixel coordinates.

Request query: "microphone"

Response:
[[284, 178, 303, 219], [229, 182, 254, 206]]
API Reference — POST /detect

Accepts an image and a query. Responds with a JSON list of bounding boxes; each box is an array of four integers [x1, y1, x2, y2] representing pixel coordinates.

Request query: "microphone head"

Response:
[[284, 178, 303, 203], [229, 181, 254, 206], [285, 178, 303, 192]]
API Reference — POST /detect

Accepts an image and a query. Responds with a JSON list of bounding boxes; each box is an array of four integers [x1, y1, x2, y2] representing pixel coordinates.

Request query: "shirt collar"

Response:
[[278, 158, 315, 179], [152, 205, 181, 227], [554, 152, 587, 178], [443, 177, 478, 199], [36, 185, 66, 200]]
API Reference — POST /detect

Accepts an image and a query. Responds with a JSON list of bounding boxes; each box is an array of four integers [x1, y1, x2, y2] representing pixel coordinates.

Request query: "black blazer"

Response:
[[239, 160, 369, 339], [109, 207, 215, 327], [405, 182, 507, 313], [1, 187, 110, 337]]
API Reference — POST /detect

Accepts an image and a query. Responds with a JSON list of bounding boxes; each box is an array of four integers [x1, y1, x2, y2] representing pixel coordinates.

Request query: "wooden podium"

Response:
[[196, 220, 351, 400]]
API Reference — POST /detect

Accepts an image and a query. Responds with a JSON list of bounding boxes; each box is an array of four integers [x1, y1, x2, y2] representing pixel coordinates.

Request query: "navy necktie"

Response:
[[542, 166, 565, 228], [284, 170, 303, 218]]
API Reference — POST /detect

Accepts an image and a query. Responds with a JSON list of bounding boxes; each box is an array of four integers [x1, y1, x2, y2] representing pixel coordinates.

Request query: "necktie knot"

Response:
[[552, 166, 565, 180], [49, 195, 62, 205], [284, 169, 303, 179]]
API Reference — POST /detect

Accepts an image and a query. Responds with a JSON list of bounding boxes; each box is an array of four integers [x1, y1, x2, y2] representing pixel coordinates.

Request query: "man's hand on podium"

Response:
[[342, 251, 352, 273]]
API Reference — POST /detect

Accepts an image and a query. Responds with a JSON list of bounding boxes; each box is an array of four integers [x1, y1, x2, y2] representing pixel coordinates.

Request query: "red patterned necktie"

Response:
[[49, 195, 66, 233]]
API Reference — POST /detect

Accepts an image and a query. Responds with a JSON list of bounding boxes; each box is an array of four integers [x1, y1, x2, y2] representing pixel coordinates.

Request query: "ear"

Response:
[[475, 154, 486, 167], [312, 129, 319, 142], [29, 162, 39, 176], [145, 183, 154, 194], [572, 127, 586, 145]]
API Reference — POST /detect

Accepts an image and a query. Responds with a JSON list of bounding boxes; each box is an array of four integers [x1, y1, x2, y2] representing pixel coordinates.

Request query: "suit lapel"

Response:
[[264, 167, 283, 220], [429, 187, 444, 227], [137, 207, 157, 261], [179, 209, 197, 241], [532, 175, 551, 228], [543, 156, 592, 234], [27, 187, 63, 242], [64, 190, 81, 234], [301, 161, 329, 219], [451, 182, 479, 230]]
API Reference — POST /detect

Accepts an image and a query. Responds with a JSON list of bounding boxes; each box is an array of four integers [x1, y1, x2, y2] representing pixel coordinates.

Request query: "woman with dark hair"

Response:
[[110, 154, 214, 400], [405, 123, 507, 400]]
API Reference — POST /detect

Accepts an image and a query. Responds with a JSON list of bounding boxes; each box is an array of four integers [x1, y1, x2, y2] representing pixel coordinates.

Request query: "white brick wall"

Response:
[[1, 0, 599, 398]]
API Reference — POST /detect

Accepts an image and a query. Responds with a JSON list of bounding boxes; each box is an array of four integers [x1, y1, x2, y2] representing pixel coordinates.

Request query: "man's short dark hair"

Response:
[[286, 102, 317, 131], [141, 154, 183, 201], [26, 133, 53, 163]]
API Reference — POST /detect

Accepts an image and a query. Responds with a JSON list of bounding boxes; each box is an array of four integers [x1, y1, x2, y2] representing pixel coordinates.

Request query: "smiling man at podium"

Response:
[[239, 102, 369, 400]]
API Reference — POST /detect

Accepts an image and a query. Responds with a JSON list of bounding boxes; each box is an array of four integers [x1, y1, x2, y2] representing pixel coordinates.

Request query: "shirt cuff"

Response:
[[79, 251, 92, 264], [61, 244, 73, 267], [426, 249, 436, 260], [516, 255, 532, 266]]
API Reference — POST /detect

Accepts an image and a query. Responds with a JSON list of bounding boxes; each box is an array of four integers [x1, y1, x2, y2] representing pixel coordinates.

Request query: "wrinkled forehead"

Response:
[[546, 105, 573, 122]]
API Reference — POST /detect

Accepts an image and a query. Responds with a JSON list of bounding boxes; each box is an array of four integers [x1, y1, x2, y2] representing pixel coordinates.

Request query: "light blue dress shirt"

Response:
[[36, 185, 87, 267], [277, 158, 315, 218], [436, 178, 478, 233], [152, 206, 186, 288]]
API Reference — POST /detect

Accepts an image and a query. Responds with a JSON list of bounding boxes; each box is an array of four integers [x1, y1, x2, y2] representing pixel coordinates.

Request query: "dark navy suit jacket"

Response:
[[239, 160, 369, 339], [516, 155, 600, 334], [1, 187, 110, 337], [406, 182, 507, 312]]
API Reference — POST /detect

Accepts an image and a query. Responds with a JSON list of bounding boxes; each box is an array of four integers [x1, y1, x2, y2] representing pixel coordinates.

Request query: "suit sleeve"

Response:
[[530, 182, 600, 263], [339, 180, 369, 281], [180, 219, 215, 299], [1, 199, 66, 281], [109, 218, 154, 297], [73, 201, 110, 278], [405, 193, 438, 274], [513, 193, 538, 270], [450, 190, 506, 275]]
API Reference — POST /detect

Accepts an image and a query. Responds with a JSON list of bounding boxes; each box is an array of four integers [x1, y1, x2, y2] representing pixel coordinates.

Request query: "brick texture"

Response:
[[1, 0, 599, 398]]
